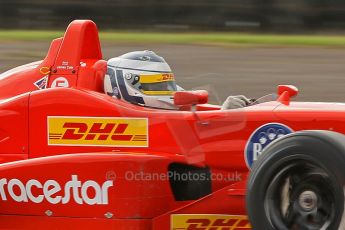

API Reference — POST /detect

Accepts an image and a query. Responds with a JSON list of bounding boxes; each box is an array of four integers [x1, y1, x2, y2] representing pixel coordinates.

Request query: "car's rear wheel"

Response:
[[247, 131, 345, 230]]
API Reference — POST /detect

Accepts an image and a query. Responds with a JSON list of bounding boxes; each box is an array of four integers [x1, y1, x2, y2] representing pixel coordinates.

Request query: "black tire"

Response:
[[247, 130, 345, 230]]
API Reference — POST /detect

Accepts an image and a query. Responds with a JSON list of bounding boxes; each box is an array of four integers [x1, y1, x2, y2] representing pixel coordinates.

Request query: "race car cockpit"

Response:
[[104, 50, 252, 110]]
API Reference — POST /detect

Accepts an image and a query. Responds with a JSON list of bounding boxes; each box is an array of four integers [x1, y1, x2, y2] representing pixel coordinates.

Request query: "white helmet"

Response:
[[105, 50, 179, 110]]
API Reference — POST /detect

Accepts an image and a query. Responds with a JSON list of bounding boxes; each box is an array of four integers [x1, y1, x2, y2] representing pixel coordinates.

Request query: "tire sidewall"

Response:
[[247, 133, 345, 230]]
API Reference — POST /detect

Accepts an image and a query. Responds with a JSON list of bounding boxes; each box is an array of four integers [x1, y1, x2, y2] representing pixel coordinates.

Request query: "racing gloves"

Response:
[[221, 95, 252, 110]]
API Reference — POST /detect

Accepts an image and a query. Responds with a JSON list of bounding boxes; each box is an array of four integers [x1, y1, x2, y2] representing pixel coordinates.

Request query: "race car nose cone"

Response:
[[298, 190, 318, 211]]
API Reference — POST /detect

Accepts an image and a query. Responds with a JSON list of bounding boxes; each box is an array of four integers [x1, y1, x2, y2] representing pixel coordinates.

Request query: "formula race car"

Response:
[[1, 20, 345, 230]]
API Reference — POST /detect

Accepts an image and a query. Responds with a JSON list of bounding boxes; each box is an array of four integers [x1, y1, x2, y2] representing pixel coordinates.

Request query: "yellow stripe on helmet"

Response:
[[141, 90, 175, 95], [139, 73, 175, 83]]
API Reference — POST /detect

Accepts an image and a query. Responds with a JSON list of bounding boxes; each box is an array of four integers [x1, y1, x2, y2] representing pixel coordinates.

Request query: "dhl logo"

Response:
[[140, 73, 175, 83], [48, 116, 148, 147], [171, 214, 251, 230], [162, 73, 175, 81]]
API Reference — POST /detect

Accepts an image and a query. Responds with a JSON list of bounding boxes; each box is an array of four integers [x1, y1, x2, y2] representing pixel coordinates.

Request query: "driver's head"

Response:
[[105, 50, 179, 109]]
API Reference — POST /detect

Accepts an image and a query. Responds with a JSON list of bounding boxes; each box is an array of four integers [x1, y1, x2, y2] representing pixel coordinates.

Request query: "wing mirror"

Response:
[[174, 90, 208, 106], [277, 85, 298, 105]]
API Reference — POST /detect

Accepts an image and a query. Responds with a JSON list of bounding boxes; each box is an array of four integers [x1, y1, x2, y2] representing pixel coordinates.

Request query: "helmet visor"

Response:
[[139, 73, 177, 95]]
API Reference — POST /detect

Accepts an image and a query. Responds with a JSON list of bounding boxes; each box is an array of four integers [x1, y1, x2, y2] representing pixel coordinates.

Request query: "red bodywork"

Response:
[[0, 20, 344, 229]]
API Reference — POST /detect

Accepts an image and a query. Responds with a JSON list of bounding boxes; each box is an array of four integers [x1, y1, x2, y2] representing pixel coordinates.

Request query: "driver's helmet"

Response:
[[104, 50, 179, 110]]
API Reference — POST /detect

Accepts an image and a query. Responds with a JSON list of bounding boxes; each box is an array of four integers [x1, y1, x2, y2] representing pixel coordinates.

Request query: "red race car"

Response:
[[1, 20, 344, 230]]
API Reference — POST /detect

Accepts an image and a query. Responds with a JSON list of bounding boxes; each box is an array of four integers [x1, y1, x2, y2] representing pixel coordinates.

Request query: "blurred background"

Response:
[[1, 0, 345, 103], [2, 0, 345, 31]]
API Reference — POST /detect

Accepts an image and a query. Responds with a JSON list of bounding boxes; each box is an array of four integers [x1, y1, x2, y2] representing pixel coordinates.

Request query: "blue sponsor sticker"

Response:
[[34, 75, 48, 90], [245, 123, 293, 169]]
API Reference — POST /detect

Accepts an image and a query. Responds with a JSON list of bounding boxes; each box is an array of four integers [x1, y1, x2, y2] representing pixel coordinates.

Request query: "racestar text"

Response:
[[0, 175, 113, 205]]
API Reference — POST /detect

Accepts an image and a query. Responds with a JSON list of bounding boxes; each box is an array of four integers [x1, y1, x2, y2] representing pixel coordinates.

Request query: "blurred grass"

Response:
[[1, 30, 345, 46]]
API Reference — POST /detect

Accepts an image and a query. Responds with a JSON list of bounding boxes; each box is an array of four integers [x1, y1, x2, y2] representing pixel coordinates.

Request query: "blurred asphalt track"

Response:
[[1, 41, 345, 104]]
